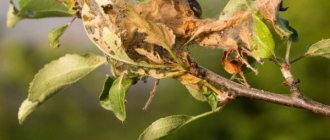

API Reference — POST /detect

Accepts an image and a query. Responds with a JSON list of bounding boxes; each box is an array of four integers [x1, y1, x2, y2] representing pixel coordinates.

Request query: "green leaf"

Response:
[[17, 0, 73, 18], [48, 24, 69, 48], [251, 14, 275, 58], [108, 74, 133, 122], [7, 0, 73, 27], [99, 76, 115, 111], [18, 54, 106, 124], [7, 1, 21, 28], [182, 81, 219, 111], [206, 92, 218, 111], [139, 109, 221, 140], [139, 115, 192, 140], [305, 39, 330, 59], [184, 84, 208, 102]]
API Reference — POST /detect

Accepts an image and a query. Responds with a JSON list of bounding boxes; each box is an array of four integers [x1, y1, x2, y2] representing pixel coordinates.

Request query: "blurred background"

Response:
[[0, 0, 329, 139]]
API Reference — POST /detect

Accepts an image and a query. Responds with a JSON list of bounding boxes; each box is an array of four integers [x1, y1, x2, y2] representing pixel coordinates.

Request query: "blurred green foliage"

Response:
[[0, 0, 329, 140]]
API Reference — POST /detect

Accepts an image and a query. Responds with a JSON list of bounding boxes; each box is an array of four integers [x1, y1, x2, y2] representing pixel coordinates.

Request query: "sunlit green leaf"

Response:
[[7, 0, 74, 27], [48, 24, 69, 48], [99, 76, 114, 111], [251, 14, 275, 58], [108, 74, 133, 122], [18, 54, 106, 124], [305, 39, 330, 59], [17, 0, 73, 18], [139, 109, 221, 140]]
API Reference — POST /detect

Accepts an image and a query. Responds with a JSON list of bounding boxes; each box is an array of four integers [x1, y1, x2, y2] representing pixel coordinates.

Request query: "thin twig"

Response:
[[68, 16, 77, 26], [192, 66, 330, 116], [290, 55, 305, 64], [143, 79, 160, 110]]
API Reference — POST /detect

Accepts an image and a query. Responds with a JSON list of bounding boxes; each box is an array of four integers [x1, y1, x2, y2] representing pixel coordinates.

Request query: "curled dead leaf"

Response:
[[222, 51, 243, 74], [257, 0, 281, 23], [178, 73, 202, 85]]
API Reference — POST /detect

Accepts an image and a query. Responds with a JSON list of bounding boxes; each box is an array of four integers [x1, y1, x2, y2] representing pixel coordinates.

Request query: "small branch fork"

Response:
[[198, 67, 330, 116], [281, 40, 303, 98], [185, 39, 330, 116]]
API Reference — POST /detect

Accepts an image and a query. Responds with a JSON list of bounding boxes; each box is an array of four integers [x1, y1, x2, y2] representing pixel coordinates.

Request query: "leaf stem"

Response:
[[285, 40, 292, 64], [290, 55, 305, 64], [203, 81, 224, 98], [166, 48, 185, 69], [187, 107, 223, 124], [142, 79, 160, 110]]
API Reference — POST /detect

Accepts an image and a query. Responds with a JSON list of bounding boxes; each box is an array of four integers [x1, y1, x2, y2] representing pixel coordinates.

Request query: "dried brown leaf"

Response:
[[178, 73, 202, 85], [257, 0, 281, 23], [222, 51, 243, 74], [135, 48, 164, 64], [126, 5, 175, 50]]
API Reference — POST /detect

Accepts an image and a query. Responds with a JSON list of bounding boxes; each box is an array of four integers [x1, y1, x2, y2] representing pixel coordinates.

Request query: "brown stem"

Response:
[[280, 63, 302, 97], [143, 79, 160, 110], [194, 66, 330, 116]]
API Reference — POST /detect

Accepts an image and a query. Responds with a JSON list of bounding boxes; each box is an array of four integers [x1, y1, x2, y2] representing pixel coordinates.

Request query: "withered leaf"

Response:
[[102, 27, 136, 64], [178, 73, 202, 85], [222, 51, 243, 74], [178, 73, 207, 102], [134, 48, 164, 64], [219, 0, 249, 20], [257, 0, 281, 23], [126, 6, 176, 51]]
